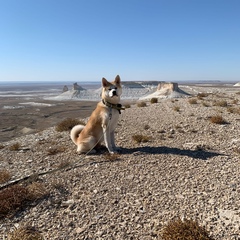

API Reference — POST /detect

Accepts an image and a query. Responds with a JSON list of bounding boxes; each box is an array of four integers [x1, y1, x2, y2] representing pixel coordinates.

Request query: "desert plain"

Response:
[[0, 82, 240, 239]]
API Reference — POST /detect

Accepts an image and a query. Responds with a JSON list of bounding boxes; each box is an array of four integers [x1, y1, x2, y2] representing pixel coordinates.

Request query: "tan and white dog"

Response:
[[70, 75, 124, 154]]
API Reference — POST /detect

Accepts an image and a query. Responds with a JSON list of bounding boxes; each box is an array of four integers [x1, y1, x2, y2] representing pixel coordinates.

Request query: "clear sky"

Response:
[[0, 0, 239, 82]]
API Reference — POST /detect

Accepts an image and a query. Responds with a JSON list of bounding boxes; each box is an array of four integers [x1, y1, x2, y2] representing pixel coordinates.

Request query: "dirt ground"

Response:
[[0, 97, 97, 142]]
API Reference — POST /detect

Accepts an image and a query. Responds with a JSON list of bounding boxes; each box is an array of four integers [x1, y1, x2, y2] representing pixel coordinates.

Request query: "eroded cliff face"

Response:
[[157, 82, 179, 91]]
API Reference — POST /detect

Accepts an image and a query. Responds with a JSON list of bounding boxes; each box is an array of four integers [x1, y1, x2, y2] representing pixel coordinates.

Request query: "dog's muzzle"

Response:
[[109, 89, 118, 97]]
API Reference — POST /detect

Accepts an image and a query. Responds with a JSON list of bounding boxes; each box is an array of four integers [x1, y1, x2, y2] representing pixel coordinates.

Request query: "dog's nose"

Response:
[[112, 90, 117, 96]]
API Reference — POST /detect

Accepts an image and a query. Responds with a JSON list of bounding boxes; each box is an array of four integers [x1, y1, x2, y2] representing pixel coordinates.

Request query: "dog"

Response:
[[70, 75, 124, 154]]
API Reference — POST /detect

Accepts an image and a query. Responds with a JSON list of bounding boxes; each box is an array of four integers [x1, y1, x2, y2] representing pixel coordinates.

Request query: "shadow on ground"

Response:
[[121, 146, 223, 160]]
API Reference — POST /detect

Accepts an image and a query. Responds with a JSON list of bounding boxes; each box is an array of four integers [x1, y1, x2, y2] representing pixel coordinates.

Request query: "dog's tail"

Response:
[[70, 124, 85, 145]]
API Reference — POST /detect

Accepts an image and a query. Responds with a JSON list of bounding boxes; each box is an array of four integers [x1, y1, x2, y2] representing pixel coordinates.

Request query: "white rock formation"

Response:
[[140, 82, 190, 100]]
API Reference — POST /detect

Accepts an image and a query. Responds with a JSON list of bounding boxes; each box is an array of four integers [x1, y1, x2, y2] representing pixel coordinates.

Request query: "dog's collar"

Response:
[[102, 99, 125, 114]]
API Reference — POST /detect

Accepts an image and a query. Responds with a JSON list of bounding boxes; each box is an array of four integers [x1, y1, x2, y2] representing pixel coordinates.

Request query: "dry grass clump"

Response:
[[173, 106, 180, 112], [188, 98, 198, 104], [202, 101, 210, 107], [124, 104, 131, 108], [9, 142, 21, 151], [132, 134, 151, 143], [47, 146, 66, 155], [227, 107, 240, 114], [26, 182, 48, 201], [0, 183, 47, 218], [150, 97, 158, 104], [0, 169, 11, 184], [137, 101, 147, 107], [213, 100, 228, 107], [0, 144, 5, 149], [161, 218, 214, 240], [55, 118, 85, 132], [7, 226, 44, 240], [197, 92, 209, 98], [209, 115, 227, 124]]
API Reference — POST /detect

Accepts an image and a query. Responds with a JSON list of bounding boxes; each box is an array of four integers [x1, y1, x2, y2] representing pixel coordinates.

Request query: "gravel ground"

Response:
[[0, 89, 240, 239]]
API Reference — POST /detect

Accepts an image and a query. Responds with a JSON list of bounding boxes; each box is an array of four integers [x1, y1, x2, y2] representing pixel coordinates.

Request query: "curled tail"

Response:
[[70, 125, 85, 145]]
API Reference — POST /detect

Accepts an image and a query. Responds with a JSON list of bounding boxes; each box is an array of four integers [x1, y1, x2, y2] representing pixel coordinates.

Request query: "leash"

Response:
[[0, 100, 125, 191]]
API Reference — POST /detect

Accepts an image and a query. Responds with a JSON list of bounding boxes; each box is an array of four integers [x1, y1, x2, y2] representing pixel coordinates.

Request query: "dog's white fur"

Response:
[[70, 75, 122, 154]]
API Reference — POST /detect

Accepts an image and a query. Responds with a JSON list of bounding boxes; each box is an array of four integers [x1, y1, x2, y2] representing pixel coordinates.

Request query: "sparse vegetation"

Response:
[[7, 226, 44, 240], [0, 144, 4, 149], [0, 169, 11, 184], [188, 98, 198, 104], [197, 92, 209, 98], [213, 100, 228, 107], [144, 124, 150, 130], [173, 106, 180, 112], [150, 97, 158, 104], [9, 142, 21, 151], [47, 146, 66, 155], [55, 118, 85, 132], [161, 218, 214, 240], [0, 183, 48, 218], [124, 104, 131, 108], [137, 101, 147, 107], [209, 115, 227, 124], [227, 107, 240, 114], [132, 134, 151, 143], [202, 101, 210, 107]]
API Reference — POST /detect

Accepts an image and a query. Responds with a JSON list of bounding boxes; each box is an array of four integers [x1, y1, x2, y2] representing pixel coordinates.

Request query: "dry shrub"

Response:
[[213, 100, 228, 107], [188, 98, 198, 104], [202, 101, 210, 107], [0, 169, 11, 184], [26, 182, 48, 201], [137, 101, 147, 107], [0, 144, 5, 149], [173, 106, 180, 112], [197, 92, 209, 98], [132, 134, 151, 143], [161, 218, 214, 240], [9, 142, 21, 151], [150, 97, 158, 104], [47, 146, 66, 155], [209, 115, 227, 124], [231, 99, 238, 104], [227, 107, 240, 114], [0, 183, 47, 218], [7, 226, 44, 240], [55, 118, 85, 132], [124, 104, 131, 108], [0, 185, 28, 218]]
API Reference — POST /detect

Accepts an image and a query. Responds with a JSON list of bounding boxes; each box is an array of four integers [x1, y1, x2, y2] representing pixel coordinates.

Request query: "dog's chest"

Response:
[[107, 108, 120, 130]]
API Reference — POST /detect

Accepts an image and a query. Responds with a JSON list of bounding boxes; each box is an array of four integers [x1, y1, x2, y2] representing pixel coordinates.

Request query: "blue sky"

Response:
[[0, 0, 239, 82]]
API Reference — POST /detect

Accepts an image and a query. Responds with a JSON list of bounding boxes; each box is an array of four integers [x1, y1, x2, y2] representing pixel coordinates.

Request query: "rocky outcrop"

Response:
[[62, 85, 68, 92], [140, 82, 191, 99]]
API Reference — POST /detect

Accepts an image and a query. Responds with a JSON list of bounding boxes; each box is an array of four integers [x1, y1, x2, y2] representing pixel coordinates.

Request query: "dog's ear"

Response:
[[102, 78, 109, 88], [114, 75, 121, 85]]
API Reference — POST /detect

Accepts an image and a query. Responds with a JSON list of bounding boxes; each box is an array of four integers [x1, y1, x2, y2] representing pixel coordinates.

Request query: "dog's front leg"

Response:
[[102, 124, 115, 154], [110, 131, 121, 152]]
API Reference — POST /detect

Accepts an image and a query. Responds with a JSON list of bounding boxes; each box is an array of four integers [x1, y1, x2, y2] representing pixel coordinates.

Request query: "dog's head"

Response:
[[101, 75, 122, 104]]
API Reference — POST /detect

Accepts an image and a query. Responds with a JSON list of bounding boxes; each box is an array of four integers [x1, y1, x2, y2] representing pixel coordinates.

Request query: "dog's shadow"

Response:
[[120, 146, 223, 160]]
